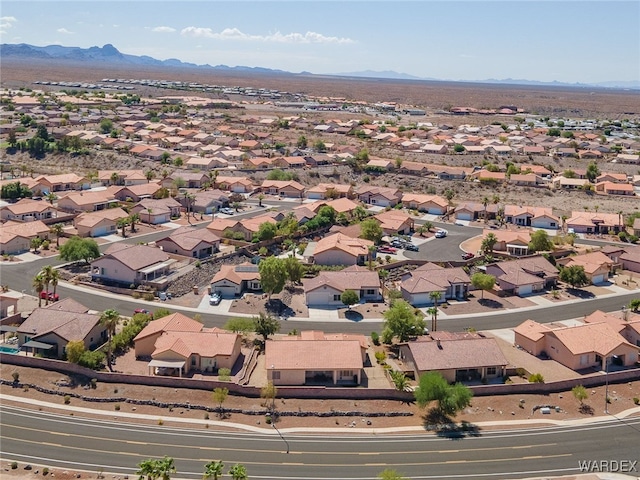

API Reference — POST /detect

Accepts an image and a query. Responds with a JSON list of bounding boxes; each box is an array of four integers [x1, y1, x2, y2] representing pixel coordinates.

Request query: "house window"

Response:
[[191, 357, 196, 366], [366, 289, 375, 295], [333, 294, 341, 301], [272, 371, 281, 380], [550, 222, 556, 227], [339, 370, 352, 378], [487, 367, 497, 375]]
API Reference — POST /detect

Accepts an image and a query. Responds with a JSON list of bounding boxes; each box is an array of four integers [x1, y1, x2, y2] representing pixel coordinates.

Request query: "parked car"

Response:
[[219, 207, 235, 215], [405, 244, 419, 252], [435, 230, 447, 238], [390, 240, 405, 249], [209, 292, 222, 305], [134, 308, 153, 318], [39, 291, 59, 302], [461, 252, 475, 260], [377, 246, 397, 254]]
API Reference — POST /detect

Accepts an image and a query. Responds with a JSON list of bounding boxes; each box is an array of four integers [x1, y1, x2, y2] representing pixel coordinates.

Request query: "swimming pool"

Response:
[[0, 345, 19, 354]]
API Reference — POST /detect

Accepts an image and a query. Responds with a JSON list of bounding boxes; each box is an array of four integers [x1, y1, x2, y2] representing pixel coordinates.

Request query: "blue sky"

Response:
[[1, 1, 638, 84]]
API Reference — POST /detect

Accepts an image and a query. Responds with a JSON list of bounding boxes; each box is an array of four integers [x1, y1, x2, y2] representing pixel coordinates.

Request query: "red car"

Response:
[[134, 308, 153, 319], [39, 291, 59, 302], [377, 246, 397, 254], [461, 252, 475, 260]]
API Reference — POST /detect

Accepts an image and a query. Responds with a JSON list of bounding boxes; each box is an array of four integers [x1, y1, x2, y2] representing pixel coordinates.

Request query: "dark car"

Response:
[[405, 244, 419, 252]]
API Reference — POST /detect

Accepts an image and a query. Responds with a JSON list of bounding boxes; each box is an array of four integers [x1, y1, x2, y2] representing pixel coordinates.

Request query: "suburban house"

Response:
[[161, 172, 210, 189], [134, 313, 204, 357], [187, 190, 229, 215], [0, 220, 50, 255], [566, 211, 622, 234], [16, 298, 106, 359], [398, 332, 509, 383], [619, 246, 640, 274], [306, 183, 353, 200], [454, 202, 498, 222], [306, 233, 374, 266], [513, 319, 639, 371], [260, 180, 305, 198], [210, 262, 261, 297], [265, 336, 364, 386], [556, 251, 614, 284], [303, 266, 382, 307], [74, 208, 129, 237], [30, 173, 90, 194], [155, 226, 220, 258], [594, 181, 635, 196], [112, 182, 162, 202], [98, 169, 148, 186], [57, 191, 120, 213], [401, 194, 448, 215], [215, 176, 255, 193], [131, 198, 182, 224], [0, 289, 21, 318], [307, 197, 362, 216], [373, 210, 415, 236], [0, 199, 59, 222], [485, 256, 558, 296], [482, 229, 532, 256], [356, 186, 402, 207], [400, 262, 471, 305], [503, 206, 559, 229], [90, 243, 174, 287]]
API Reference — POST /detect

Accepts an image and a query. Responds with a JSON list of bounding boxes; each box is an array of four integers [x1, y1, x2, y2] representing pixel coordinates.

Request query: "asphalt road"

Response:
[[1, 404, 639, 479]]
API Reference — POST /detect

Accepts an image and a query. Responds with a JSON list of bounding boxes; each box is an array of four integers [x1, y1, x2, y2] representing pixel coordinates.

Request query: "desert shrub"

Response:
[[515, 368, 526, 378], [204, 412, 209, 419], [633, 397, 639, 405], [11, 462, 18, 469], [11, 371, 19, 382], [78, 350, 105, 370], [132, 291, 141, 299], [90, 378, 97, 389], [64, 395, 71, 404], [218, 367, 231, 381], [157, 419, 164, 425], [42, 468, 49, 476], [143, 292, 155, 302], [371, 331, 380, 346], [374, 351, 386, 364], [114, 404, 120, 411], [528, 373, 545, 383]]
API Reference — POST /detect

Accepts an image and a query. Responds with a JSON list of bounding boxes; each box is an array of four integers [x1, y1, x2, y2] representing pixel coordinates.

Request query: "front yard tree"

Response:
[[212, 387, 229, 418], [203, 461, 224, 480], [586, 161, 600, 183], [481, 233, 497, 254], [360, 218, 384, 244], [260, 381, 278, 412], [559, 265, 589, 288], [99, 309, 120, 372], [59, 236, 101, 264], [341, 289, 359, 309], [223, 317, 255, 335], [253, 312, 280, 343], [49, 223, 64, 247], [256, 221, 277, 242], [414, 371, 473, 416], [283, 256, 304, 285], [129, 213, 140, 233], [32, 273, 44, 307], [628, 299, 640, 312], [389, 370, 411, 392], [382, 299, 426, 343], [529, 230, 553, 253], [471, 272, 496, 299], [258, 256, 287, 300], [572, 385, 588, 405]]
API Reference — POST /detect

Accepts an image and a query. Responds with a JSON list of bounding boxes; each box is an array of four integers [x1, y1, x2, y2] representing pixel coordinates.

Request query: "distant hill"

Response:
[[2, 43, 637, 90]]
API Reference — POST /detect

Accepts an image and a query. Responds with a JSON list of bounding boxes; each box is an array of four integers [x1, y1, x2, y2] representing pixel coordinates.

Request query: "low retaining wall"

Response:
[[1, 353, 638, 401]]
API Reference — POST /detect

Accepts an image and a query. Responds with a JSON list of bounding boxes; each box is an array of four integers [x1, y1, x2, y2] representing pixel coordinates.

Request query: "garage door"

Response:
[[592, 274, 606, 284], [92, 226, 109, 237], [213, 285, 238, 298], [456, 213, 472, 221], [517, 285, 533, 296]]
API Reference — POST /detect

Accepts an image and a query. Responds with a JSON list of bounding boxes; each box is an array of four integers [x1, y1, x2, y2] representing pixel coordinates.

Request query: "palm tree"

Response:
[[481, 232, 498, 254], [146, 208, 153, 225], [145, 170, 155, 183], [617, 210, 623, 232], [129, 213, 140, 233], [49, 223, 64, 248], [99, 309, 120, 372], [33, 273, 44, 307], [429, 291, 442, 332], [40, 265, 55, 305], [258, 193, 264, 207], [110, 172, 119, 186], [482, 196, 490, 223], [184, 193, 195, 225], [45, 192, 58, 205], [50, 268, 60, 297], [156, 457, 176, 480], [229, 464, 248, 480], [116, 217, 129, 237], [203, 461, 224, 480], [368, 245, 377, 270]]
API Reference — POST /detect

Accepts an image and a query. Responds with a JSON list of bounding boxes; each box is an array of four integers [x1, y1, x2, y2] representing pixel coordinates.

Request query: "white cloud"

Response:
[[57, 27, 74, 35], [180, 27, 353, 44], [152, 26, 176, 33], [0, 15, 17, 35]]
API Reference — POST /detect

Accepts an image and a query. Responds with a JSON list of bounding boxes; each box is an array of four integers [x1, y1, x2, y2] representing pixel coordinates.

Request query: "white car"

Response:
[[209, 293, 222, 305], [435, 230, 447, 238]]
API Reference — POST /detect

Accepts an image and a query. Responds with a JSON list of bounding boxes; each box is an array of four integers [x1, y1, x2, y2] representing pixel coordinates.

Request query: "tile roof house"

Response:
[[485, 256, 558, 296], [503, 206, 559, 229], [582, 310, 640, 348], [619, 246, 640, 274], [398, 334, 509, 383], [556, 251, 614, 284], [134, 312, 204, 357], [131, 198, 182, 224], [306, 183, 353, 200], [372, 210, 415, 235], [57, 191, 120, 213], [566, 211, 623, 234], [0, 220, 50, 255], [90, 243, 174, 287], [400, 262, 471, 305], [214, 176, 255, 193], [210, 262, 261, 297], [482, 229, 532, 256], [155, 226, 220, 258], [513, 319, 639, 371], [454, 202, 499, 222], [0, 198, 59, 222], [187, 190, 230, 215], [260, 180, 305, 198], [31, 173, 90, 194], [306, 233, 374, 266], [265, 336, 364, 386], [303, 265, 381, 307], [16, 299, 106, 359], [356, 186, 402, 207], [97, 170, 148, 186], [112, 182, 162, 202], [401, 194, 448, 215], [73, 207, 129, 237], [594, 181, 635, 196]]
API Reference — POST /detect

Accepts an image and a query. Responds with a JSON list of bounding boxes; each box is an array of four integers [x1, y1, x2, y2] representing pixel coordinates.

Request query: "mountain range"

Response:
[[2, 43, 638, 90]]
